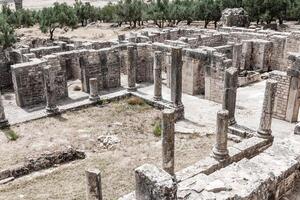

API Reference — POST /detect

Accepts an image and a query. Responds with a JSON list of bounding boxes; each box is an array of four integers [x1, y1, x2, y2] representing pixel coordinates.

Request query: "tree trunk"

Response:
[[204, 20, 209, 28]]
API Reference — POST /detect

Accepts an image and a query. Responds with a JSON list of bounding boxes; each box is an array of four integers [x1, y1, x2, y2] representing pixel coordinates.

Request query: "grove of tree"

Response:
[[1, 0, 300, 48]]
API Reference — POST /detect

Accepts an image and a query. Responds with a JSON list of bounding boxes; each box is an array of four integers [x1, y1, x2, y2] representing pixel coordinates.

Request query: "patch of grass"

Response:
[[127, 97, 145, 106], [3, 128, 19, 141], [153, 120, 162, 137]]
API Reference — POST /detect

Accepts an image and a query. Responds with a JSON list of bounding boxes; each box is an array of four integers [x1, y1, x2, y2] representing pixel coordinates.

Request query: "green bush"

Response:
[[3, 128, 19, 141], [153, 120, 162, 137]]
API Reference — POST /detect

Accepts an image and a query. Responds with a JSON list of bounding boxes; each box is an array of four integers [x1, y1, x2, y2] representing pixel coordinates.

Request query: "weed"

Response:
[[3, 128, 19, 141], [153, 120, 162, 137], [127, 97, 145, 106]]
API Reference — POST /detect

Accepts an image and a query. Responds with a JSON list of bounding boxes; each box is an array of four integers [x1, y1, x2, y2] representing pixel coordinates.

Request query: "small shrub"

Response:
[[4, 129, 19, 141], [127, 97, 145, 106], [153, 120, 162, 137]]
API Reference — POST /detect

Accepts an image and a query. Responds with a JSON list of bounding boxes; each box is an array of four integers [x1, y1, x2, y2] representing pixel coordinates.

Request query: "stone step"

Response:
[[177, 137, 300, 199]]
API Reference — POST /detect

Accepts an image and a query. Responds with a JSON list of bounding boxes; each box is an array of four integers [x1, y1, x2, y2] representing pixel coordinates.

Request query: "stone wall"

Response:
[[11, 60, 46, 107], [30, 46, 63, 58], [270, 70, 291, 120], [0, 51, 12, 90], [81, 48, 121, 93], [136, 44, 154, 83], [205, 52, 232, 103]]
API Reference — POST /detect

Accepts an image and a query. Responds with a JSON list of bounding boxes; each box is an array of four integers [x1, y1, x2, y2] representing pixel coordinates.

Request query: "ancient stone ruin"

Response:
[[1, 23, 300, 199]]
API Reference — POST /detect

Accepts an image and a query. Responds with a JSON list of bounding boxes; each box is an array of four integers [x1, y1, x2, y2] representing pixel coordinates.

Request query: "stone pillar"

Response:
[[257, 80, 278, 139], [85, 169, 103, 200], [232, 43, 242, 72], [89, 78, 100, 101], [162, 109, 175, 176], [14, 0, 23, 10], [154, 51, 163, 101], [127, 45, 137, 92], [285, 53, 300, 122], [213, 110, 229, 161], [0, 92, 9, 128], [135, 164, 177, 200], [222, 67, 238, 125], [170, 47, 184, 120], [44, 66, 59, 114]]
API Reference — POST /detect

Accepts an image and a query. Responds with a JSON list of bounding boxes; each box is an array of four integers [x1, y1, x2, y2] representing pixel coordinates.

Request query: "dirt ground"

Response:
[[0, 98, 226, 200]]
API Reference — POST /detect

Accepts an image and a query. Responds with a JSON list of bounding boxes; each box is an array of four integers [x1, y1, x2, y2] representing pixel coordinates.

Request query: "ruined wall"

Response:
[[12, 60, 46, 107], [182, 49, 208, 95], [44, 55, 68, 100], [30, 46, 62, 58], [269, 70, 291, 120], [136, 44, 154, 83], [205, 52, 232, 103], [0, 51, 12, 90], [81, 48, 121, 93]]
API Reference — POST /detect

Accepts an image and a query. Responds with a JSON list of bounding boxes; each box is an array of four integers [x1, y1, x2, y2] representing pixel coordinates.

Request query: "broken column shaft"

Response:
[[213, 109, 229, 161], [127, 45, 137, 92], [154, 51, 163, 101], [89, 78, 100, 101], [162, 109, 175, 176], [0, 92, 9, 128], [85, 169, 103, 200], [222, 67, 238, 125], [170, 47, 184, 120], [257, 80, 278, 139], [44, 66, 59, 114]]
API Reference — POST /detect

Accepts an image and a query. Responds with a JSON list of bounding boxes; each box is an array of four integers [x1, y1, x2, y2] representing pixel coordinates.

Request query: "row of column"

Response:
[[127, 45, 185, 120]]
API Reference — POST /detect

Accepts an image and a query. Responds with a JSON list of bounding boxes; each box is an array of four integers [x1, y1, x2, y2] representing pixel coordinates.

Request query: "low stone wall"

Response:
[[0, 148, 85, 184]]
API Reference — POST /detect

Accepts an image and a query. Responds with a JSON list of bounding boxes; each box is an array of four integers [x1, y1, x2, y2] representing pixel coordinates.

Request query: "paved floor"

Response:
[[2, 79, 296, 138]]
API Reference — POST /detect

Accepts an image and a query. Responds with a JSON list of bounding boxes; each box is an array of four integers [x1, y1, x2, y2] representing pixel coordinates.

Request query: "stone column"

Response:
[[14, 0, 23, 10], [222, 67, 238, 125], [232, 43, 242, 72], [154, 51, 163, 101], [135, 164, 177, 200], [127, 45, 137, 92], [89, 78, 100, 101], [213, 110, 229, 161], [44, 66, 59, 114], [0, 92, 9, 128], [285, 53, 300, 122], [162, 109, 175, 176], [85, 169, 103, 200], [170, 47, 184, 120], [257, 80, 278, 139]]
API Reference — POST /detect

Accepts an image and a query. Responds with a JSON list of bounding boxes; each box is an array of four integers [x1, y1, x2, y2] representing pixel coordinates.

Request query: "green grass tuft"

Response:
[[153, 120, 162, 137], [3, 128, 19, 141]]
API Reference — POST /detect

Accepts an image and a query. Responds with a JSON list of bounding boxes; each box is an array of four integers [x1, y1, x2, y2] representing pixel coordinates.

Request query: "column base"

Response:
[[257, 129, 273, 139], [212, 146, 229, 161], [173, 104, 184, 121], [127, 87, 137, 92], [0, 119, 9, 129], [89, 95, 100, 102], [229, 118, 236, 126], [153, 96, 162, 101], [46, 106, 59, 115]]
